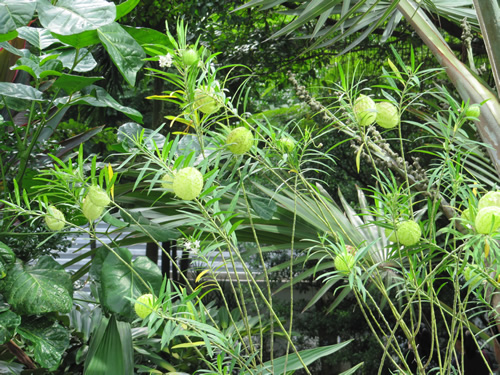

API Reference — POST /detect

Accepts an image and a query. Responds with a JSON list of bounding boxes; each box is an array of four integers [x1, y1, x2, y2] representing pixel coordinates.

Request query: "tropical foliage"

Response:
[[0, 0, 499, 374]]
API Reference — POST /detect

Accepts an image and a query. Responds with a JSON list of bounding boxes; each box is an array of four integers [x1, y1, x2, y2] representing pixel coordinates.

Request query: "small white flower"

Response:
[[158, 53, 173, 68], [183, 241, 192, 250], [192, 240, 200, 249]]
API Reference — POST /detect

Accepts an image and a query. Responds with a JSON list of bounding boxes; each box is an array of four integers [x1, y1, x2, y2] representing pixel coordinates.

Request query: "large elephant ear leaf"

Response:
[[100, 248, 162, 320], [0, 256, 73, 315], [0, 310, 21, 345], [0, 241, 15, 279], [16, 319, 70, 369]]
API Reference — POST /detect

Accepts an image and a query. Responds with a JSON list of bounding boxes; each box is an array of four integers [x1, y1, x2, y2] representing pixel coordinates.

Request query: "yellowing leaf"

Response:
[[387, 58, 404, 84], [172, 341, 205, 350], [355, 144, 364, 173], [485, 239, 490, 258], [195, 269, 210, 283], [107, 163, 114, 200]]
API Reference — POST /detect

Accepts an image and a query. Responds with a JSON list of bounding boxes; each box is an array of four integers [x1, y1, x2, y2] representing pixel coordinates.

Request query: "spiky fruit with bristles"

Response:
[[226, 127, 253, 155], [87, 186, 110, 207], [134, 294, 156, 319], [194, 87, 222, 114], [82, 197, 104, 222], [477, 191, 500, 211], [45, 206, 65, 231], [375, 102, 399, 129], [173, 167, 204, 201], [182, 49, 198, 67], [334, 253, 356, 274], [353, 94, 376, 126], [475, 206, 500, 234], [396, 220, 421, 246], [465, 104, 480, 118]]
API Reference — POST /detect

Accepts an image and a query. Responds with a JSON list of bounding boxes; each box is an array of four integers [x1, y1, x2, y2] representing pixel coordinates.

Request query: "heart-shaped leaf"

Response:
[[0, 0, 36, 34]]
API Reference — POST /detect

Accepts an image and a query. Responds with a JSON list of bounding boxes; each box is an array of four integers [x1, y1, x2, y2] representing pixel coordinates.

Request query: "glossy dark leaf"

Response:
[[116, 0, 140, 20], [37, 0, 116, 36], [0, 256, 73, 315], [51, 30, 100, 48], [100, 247, 162, 319], [0, 0, 36, 34], [56, 86, 143, 123], [97, 22, 145, 86], [16, 27, 59, 50], [57, 47, 97, 72], [0, 82, 43, 101], [122, 25, 174, 49], [17, 319, 70, 369], [0, 310, 20, 345], [0, 241, 15, 279], [53, 74, 103, 95]]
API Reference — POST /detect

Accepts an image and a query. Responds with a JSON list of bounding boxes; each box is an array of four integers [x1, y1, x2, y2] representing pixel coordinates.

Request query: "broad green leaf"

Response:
[[37, 0, 116, 36], [16, 27, 59, 50], [116, 0, 140, 20], [51, 30, 99, 48], [0, 82, 43, 101], [58, 47, 97, 72], [250, 196, 277, 220], [0, 310, 20, 344], [248, 340, 354, 374], [55, 86, 143, 123], [17, 320, 70, 369], [100, 247, 162, 319], [84, 315, 133, 375], [97, 22, 145, 86], [0, 241, 15, 279], [53, 74, 103, 95], [122, 25, 174, 49], [0, 256, 73, 315], [117, 122, 165, 148], [0, 0, 36, 34], [0, 30, 18, 43], [11, 56, 62, 79]]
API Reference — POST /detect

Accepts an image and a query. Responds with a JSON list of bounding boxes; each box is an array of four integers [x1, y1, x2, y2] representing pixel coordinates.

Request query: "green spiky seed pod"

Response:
[[134, 294, 156, 319], [384, 227, 396, 242], [465, 104, 480, 118], [280, 136, 296, 153], [375, 102, 399, 129], [160, 172, 175, 190], [194, 87, 222, 114], [87, 186, 110, 207], [45, 206, 65, 231], [353, 94, 376, 126], [173, 167, 204, 201], [334, 253, 356, 274], [82, 197, 104, 222], [463, 265, 481, 284], [475, 206, 500, 234], [226, 127, 253, 154], [396, 220, 421, 246], [477, 191, 500, 211], [182, 49, 198, 66], [461, 208, 471, 222]]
